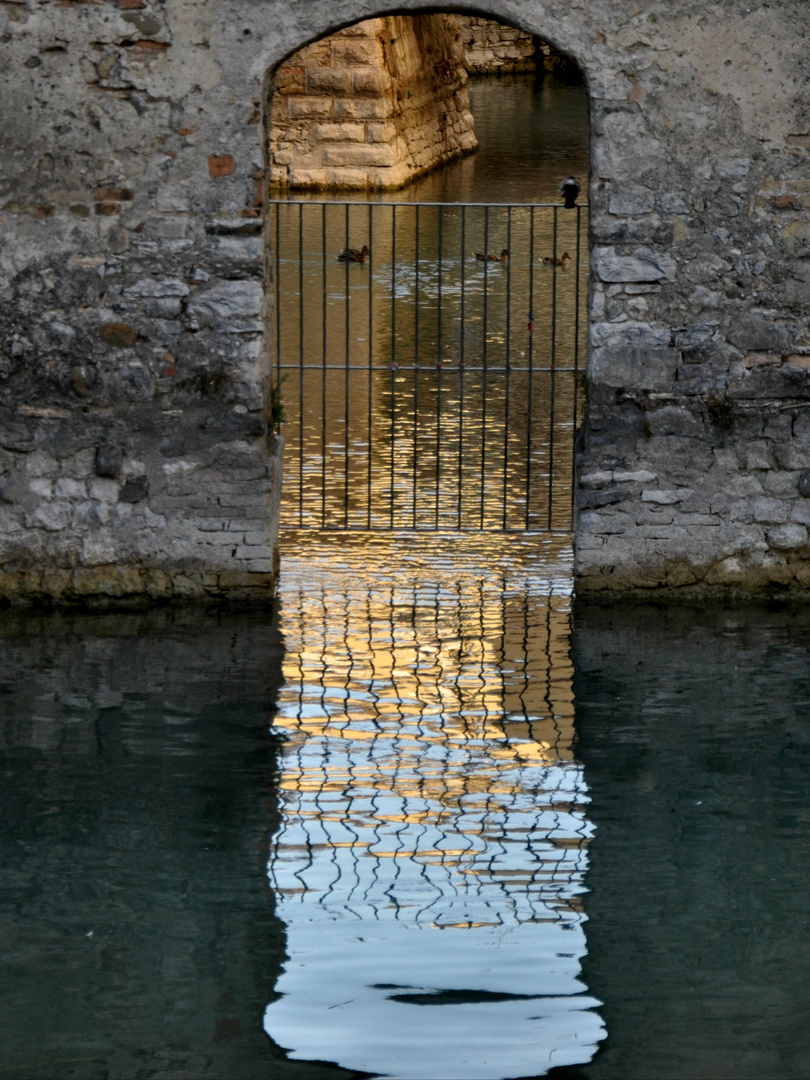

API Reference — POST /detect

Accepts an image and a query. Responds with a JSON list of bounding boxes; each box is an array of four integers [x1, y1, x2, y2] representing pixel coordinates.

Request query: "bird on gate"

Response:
[[560, 176, 581, 209], [336, 244, 370, 263]]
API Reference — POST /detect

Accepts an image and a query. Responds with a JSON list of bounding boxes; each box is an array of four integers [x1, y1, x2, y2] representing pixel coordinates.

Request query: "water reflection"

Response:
[[274, 201, 587, 532], [265, 532, 605, 1078], [272, 72, 590, 533]]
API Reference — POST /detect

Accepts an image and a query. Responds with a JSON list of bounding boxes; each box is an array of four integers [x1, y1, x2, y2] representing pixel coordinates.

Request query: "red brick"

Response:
[[771, 194, 798, 210], [95, 187, 133, 201], [95, 202, 121, 215], [208, 154, 236, 177]]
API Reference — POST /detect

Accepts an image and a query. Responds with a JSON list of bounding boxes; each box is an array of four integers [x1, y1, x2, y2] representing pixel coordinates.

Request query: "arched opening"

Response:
[[264, 11, 590, 538], [260, 11, 600, 1079]]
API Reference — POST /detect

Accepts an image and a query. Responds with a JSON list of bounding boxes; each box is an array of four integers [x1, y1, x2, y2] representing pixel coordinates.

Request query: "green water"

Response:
[[4, 585, 810, 1077]]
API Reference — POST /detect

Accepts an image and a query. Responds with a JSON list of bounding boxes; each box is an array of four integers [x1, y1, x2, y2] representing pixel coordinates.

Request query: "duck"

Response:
[[473, 248, 509, 262], [560, 175, 581, 209], [336, 244, 370, 263], [542, 251, 571, 268]]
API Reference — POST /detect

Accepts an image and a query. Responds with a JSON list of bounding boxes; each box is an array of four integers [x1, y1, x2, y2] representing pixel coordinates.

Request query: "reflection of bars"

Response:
[[269, 535, 591, 930], [270, 201, 588, 532]]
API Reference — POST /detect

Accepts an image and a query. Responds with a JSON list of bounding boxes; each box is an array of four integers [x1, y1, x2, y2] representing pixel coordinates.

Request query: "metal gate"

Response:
[[271, 200, 587, 532]]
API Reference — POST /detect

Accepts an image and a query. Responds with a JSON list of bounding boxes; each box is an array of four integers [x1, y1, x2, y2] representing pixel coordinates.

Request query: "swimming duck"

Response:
[[560, 176, 581, 209], [542, 251, 571, 268], [336, 244, 370, 263], [473, 248, 509, 262]]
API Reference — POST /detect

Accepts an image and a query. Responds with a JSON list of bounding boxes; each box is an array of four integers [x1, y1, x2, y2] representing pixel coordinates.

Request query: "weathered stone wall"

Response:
[[269, 16, 476, 190], [455, 16, 536, 73], [0, 0, 808, 601]]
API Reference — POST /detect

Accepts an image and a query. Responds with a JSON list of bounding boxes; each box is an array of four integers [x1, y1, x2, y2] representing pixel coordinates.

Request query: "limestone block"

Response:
[[331, 38, 383, 67], [306, 68, 353, 95], [609, 187, 656, 216], [592, 246, 677, 283], [187, 280, 262, 326], [767, 524, 807, 549], [314, 122, 365, 142], [324, 144, 397, 168], [352, 69, 391, 96], [590, 346, 679, 392], [287, 97, 334, 118], [752, 498, 789, 524], [366, 122, 397, 144], [334, 98, 394, 120]]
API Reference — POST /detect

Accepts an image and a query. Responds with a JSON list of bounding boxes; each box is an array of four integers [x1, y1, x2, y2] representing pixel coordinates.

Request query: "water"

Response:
[[7, 66, 809, 1080], [272, 73, 589, 531], [265, 533, 601, 1079], [6, 566, 810, 1077]]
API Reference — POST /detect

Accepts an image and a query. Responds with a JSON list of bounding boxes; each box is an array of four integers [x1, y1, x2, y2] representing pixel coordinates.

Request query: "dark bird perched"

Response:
[[542, 251, 571, 268], [560, 175, 581, 209], [473, 248, 509, 262], [336, 244, 370, 263]]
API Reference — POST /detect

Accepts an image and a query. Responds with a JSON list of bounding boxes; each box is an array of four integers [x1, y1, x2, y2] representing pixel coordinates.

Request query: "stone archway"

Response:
[[1, 1, 806, 602]]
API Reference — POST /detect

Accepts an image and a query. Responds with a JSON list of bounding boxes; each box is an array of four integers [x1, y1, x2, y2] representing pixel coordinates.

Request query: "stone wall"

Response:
[[269, 16, 476, 191], [0, 0, 808, 601], [455, 16, 536, 73]]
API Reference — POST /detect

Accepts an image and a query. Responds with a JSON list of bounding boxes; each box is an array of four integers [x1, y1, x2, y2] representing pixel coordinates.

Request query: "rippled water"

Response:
[[5, 568, 810, 1077], [265, 532, 602, 1079]]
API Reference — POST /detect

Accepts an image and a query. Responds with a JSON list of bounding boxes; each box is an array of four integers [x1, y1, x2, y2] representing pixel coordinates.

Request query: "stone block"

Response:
[[334, 98, 394, 120], [767, 524, 807, 550], [591, 245, 677, 283], [751, 497, 789, 524], [353, 69, 391, 96], [306, 68, 353, 95], [29, 502, 72, 531], [187, 280, 262, 325], [589, 346, 678, 392], [727, 315, 793, 353], [324, 144, 397, 168], [330, 37, 382, 67], [314, 122, 365, 142], [287, 97, 334, 118]]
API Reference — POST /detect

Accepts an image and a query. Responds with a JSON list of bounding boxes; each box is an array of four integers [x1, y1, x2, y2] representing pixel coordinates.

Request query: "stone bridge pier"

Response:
[[0, 0, 808, 603]]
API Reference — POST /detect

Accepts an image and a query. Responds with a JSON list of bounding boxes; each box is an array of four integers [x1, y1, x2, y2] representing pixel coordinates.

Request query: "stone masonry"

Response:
[[455, 16, 537, 74], [269, 15, 476, 191], [0, 0, 808, 602]]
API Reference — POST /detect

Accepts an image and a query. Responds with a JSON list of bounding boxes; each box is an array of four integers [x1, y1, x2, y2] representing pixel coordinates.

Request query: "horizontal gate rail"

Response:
[[271, 200, 588, 534]]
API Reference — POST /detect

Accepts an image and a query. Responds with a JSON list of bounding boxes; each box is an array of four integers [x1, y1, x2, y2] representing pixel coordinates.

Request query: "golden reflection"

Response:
[[272, 202, 588, 532], [270, 531, 588, 926]]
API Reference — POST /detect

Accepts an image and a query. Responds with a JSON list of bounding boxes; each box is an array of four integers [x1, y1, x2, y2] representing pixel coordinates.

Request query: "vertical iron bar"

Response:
[[458, 205, 466, 529], [548, 205, 559, 530], [413, 204, 419, 528], [502, 205, 512, 529], [390, 204, 397, 529], [435, 204, 443, 529], [298, 202, 304, 527], [321, 203, 327, 528], [367, 202, 374, 529], [480, 206, 490, 529], [525, 205, 535, 530], [274, 201, 281, 403], [571, 203, 583, 528], [344, 202, 350, 528]]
